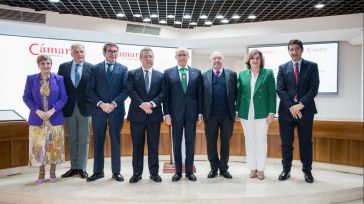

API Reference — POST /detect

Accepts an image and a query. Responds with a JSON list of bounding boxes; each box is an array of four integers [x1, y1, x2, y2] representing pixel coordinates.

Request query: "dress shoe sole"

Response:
[[86, 175, 104, 182], [278, 174, 290, 181]]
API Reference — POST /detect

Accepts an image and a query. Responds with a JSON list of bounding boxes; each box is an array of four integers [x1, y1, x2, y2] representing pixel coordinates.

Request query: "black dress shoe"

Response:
[[172, 173, 182, 182], [207, 170, 218, 178], [220, 170, 232, 179], [278, 170, 291, 181], [186, 173, 197, 181], [78, 169, 88, 179], [129, 174, 142, 183], [112, 173, 124, 182], [304, 171, 314, 183], [86, 172, 104, 182], [61, 169, 78, 178], [150, 174, 162, 182]]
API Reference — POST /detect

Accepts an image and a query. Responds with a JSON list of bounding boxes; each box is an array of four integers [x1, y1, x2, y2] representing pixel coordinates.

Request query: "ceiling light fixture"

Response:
[[232, 15, 240, 19], [314, 4, 325, 9], [220, 19, 229, 23], [183, 14, 191, 19], [204, 21, 212, 25], [248, 15, 256, 19], [167, 15, 175, 18], [150, 14, 159, 18], [189, 22, 197, 25], [174, 21, 182, 25], [116, 13, 125, 17], [143, 18, 151, 22], [216, 15, 224, 19], [199, 15, 208, 19], [49, 0, 60, 2], [159, 20, 167, 24], [133, 14, 142, 18]]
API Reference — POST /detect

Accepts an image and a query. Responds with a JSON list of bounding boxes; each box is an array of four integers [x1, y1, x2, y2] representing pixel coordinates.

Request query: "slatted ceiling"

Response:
[[0, 0, 362, 29]]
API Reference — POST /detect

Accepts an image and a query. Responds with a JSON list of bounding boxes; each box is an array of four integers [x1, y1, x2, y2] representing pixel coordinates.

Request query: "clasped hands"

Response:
[[36, 108, 55, 120], [100, 102, 116, 113], [139, 102, 153, 114], [290, 103, 304, 119]]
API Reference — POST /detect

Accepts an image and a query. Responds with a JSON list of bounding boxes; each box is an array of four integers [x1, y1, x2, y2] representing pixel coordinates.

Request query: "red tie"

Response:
[[216, 70, 221, 77], [294, 63, 299, 102]]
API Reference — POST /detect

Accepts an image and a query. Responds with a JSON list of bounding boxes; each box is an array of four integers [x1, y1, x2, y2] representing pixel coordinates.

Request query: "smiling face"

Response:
[[104, 45, 119, 63], [140, 50, 154, 69], [249, 53, 262, 70], [210, 52, 224, 71], [71, 45, 85, 64], [289, 43, 303, 62], [175, 49, 189, 68], [38, 59, 52, 76]]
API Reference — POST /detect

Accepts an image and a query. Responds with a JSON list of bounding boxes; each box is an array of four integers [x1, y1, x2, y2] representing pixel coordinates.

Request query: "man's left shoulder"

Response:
[[302, 59, 318, 67], [115, 62, 128, 70], [224, 68, 237, 75]]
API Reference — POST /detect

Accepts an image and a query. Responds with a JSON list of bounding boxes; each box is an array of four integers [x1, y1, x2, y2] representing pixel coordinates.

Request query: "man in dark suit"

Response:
[[202, 51, 237, 179], [87, 42, 128, 182], [164, 48, 203, 182], [277, 39, 320, 183], [127, 47, 165, 183], [58, 43, 92, 179]]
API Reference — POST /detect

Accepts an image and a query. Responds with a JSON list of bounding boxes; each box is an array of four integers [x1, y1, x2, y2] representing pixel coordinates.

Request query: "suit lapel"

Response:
[[206, 70, 212, 99], [224, 69, 230, 95], [286, 62, 296, 89], [173, 66, 184, 94], [78, 62, 88, 89], [298, 59, 308, 88], [253, 69, 264, 95], [138, 67, 148, 95], [245, 71, 251, 98], [48, 73, 57, 106], [187, 66, 194, 92]]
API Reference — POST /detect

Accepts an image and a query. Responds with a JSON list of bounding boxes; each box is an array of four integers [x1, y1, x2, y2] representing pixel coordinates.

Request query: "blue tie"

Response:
[[144, 70, 150, 93], [75, 64, 81, 87], [107, 63, 112, 80]]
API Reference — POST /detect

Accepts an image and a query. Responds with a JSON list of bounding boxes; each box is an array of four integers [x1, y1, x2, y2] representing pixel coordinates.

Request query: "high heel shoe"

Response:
[[50, 170, 57, 183], [249, 170, 257, 178], [257, 171, 265, 180], [37, 171, 45, 184]]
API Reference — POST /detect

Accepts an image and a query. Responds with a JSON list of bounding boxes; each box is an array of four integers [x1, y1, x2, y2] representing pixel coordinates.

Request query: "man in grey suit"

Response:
[[58, 43, 92, 179], [202, 51, 237, 179], [87, 42, 128, 182], [127, 47, 165, 183]]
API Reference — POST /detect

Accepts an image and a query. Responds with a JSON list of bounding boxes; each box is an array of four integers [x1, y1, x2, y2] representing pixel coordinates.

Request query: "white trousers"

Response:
[[240, 118, 268, 171]]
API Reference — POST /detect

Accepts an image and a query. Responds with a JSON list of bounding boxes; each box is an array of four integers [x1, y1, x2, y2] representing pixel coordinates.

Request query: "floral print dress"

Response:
[[28, 77, 65, 167]]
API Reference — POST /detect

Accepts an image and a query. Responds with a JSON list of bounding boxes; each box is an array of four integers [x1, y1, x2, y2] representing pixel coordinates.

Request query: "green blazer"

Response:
[[236, 68, 276, 120]]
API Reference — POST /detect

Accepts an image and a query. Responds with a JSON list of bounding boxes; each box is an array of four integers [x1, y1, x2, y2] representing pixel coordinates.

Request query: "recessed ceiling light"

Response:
[[232, 15, 240, 19], [189, 22, 197, 25], [133, 14, 142, 18], [143, 18, 151, 22], [183, 14, 191, 19], [216, 15, 224, 19], [174, 21, 182, 25], [167, 15, 175, 18], [150, 14, 159, 18], [204, 21, 212, 25], [248, 15, 256, 19], [116, 13, 125, 17], [159, 20, 167, 24], [314, 4, 325, 9], [220, 19, 229, 23], [199, 15, 208, 19], [49, 0, 60, 2]]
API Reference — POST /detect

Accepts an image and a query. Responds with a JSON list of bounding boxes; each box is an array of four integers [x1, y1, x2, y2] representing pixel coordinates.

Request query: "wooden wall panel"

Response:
[[331, 139, 349, 164], [0, 141, 10, 169], [314, 138, 331, 163], [10, 140, 28, 167], [348, 140, 363, 166]]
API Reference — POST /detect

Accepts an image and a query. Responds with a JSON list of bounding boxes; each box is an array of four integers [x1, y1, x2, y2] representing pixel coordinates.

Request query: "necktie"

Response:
[[106, 63, 112, 80], [180, 68, 187, 94], [144, 70, 150, 93], [75, 64, 80, 87], [294, 63, 299, 102], [215, 70, 221, 77]]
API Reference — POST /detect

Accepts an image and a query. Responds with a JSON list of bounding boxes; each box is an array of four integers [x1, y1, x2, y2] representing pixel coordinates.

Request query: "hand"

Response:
[[45, 108, 56, 118], [35, 109, 47, 120], [139, 102, 153, 114], [100, 103, 114, 113], [266, 114, 274, 124], [289, 104, 303, 119], [235, 113, 240, 122], [164, 115, 171, 126], [197, 115, 203, 126]]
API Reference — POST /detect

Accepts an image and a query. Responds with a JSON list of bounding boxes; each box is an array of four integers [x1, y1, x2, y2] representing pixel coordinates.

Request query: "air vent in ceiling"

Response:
[[0, 8, 45, 24], [126, 24, 161, 36]]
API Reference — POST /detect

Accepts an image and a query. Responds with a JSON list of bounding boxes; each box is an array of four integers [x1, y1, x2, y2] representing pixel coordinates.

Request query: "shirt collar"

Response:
[[178, 65, 188, 70], [73, 61, 84, 66], [213, 68, 223, 75], [142, 66, 153, 72], [292, 59, 302, 66]]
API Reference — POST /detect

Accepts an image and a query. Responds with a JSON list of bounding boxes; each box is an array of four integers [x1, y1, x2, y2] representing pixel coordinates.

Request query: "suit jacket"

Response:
[[236, 68, 276, 120], [23, 73, 68, 126], [277, 59, 320, 116], [163, 66, 203, 122], [202, 68, 237, 121], [88, 61, 128, 116], [57, 61, 93, 117], [127, 67, 166, 123]]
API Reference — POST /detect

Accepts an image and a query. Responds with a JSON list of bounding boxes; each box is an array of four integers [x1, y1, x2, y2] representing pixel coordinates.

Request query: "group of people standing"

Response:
[[22, 39, 319, 185]]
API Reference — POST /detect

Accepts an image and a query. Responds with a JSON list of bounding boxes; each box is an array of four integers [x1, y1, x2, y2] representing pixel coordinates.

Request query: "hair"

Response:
[[288, 39, 304, 50], [71, 43, 85, 50], [175, 47, 189, 57], [210, 51, 224, 60], [139, 47, 154, 58], [36, 54, 52, 65], [244, 49, 264, 69], [103, 42, 119, 53]]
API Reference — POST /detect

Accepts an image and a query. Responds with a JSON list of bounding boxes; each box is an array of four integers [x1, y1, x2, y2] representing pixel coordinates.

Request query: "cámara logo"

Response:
[[29, 43, 71, 56]]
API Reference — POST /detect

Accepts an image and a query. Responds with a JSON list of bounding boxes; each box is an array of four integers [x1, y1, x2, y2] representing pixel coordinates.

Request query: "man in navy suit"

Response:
[[164, 48, 203, 182], [277, 39, 320, 183], [87, 42, 128, 182], [127, 47, 165, 183], [58, 43, 92, 179]]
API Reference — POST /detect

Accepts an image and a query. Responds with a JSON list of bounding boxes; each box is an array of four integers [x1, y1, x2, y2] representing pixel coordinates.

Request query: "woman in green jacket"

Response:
[[236, 49, 276, 180]]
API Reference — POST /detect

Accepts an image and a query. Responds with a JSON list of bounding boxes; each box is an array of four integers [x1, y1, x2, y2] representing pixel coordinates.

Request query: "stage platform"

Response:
[[0, 156, 362, 204]]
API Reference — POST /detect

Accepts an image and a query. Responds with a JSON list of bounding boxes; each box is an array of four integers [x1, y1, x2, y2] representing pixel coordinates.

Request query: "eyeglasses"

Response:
[[106, 50, 118, 54]]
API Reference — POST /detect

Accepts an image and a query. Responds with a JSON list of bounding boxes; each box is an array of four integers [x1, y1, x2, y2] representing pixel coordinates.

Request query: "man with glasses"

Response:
[[164, 48, 203, 182], [87, 42, 128, 182]]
